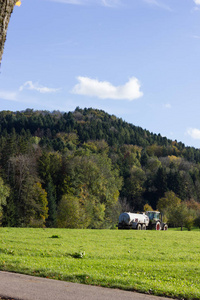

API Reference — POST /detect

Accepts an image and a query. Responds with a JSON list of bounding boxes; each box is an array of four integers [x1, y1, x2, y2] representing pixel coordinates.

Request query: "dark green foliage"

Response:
[[1, 108, 200, 228], [46, 180, 57, 228], [154, 167, 168, 200]]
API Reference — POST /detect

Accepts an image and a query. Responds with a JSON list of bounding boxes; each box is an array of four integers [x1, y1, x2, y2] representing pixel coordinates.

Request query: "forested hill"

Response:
[[0, 107, 200, 228]]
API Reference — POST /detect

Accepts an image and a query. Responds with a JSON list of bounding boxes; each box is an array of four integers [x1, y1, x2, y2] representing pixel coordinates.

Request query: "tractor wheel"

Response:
[[137, 224, 142, 230], [156, 221, 161, 230], [163, 224, 168, 231], [142, 224, 146, 230]]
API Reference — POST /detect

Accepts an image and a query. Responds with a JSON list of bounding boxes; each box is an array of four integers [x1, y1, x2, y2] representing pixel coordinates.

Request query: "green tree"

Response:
[[123, 166, 146, 210], [140, 150, 149, 167], [62, 153, 122, 228], [154, 167, 168, 200], [0, 177, 10, 224], [157, 191, 197, 230], [7, 154, 46, 226], [38, 151, 62, 201], [168, 202, 188, 230], [157, 191, 181, 212], [46, 180, 57, 228], [184, 213, 195, 231], [2, 191, 16, 227], [146, 157, 161, 173], [29, 182, 48, 227], [157, 191, 181, 225], [57, 194, 82, 228], [186, 199, 200, 230]]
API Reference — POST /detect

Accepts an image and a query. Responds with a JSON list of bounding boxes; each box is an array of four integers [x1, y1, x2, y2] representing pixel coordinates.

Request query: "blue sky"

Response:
[[1, 0, 200, 148]]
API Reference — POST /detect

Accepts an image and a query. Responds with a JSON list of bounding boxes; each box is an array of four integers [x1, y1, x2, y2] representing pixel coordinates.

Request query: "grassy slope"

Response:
[[0, 228, 200, 300]]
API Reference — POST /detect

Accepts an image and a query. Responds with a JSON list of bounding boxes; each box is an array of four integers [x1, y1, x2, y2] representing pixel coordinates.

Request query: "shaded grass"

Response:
[[0, 228, 200, 299]]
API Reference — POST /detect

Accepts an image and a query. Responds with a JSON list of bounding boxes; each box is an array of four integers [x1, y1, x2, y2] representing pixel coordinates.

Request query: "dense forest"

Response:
[[0, 107, 200, 228]]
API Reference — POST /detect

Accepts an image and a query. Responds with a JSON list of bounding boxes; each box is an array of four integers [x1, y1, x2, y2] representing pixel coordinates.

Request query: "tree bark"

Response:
[[0, 0, 16, 64]]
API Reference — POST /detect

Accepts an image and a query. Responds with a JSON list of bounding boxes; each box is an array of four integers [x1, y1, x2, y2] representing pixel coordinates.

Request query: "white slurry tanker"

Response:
[[118, 211, 168, 230]]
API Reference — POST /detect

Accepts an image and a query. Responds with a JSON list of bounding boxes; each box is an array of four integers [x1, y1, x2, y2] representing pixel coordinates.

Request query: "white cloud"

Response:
[[186, 128, 200, 140], [193, 0, 200, 10], [0, 81, 60, 104], [143, 0, 172, 11], [194, 0, 200, 5], [19, 81, 60, 94], [72, 76, 143, 101]]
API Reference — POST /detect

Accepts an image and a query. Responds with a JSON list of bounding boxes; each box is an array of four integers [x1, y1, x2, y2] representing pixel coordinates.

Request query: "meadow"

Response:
[[0, 228, 200, 300]]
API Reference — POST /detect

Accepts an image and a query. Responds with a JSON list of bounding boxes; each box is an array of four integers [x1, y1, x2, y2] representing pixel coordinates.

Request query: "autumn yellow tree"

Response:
[[143, 203, 153, 212]]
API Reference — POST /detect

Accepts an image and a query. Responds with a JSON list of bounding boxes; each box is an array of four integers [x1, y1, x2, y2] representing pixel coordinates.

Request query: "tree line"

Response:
[[0, 107, 200, 228]]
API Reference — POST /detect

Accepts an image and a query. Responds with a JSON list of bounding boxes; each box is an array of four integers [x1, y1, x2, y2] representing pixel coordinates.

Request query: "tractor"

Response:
[[145, 211, 168, 230], [118, 211, 168, 230]]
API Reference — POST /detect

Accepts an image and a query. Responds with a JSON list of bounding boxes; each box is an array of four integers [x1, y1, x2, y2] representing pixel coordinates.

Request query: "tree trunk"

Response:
[[0, 0, 16, 64]]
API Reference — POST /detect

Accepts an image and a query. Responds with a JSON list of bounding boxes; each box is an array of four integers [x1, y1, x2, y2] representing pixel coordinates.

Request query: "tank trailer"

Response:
[[118, 211, 168, 230]]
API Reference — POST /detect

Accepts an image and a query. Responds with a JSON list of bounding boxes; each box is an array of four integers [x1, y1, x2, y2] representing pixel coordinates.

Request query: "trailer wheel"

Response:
[[142, 224, 146, 230], [156, 221, 161, 230], [137, 224, 142, 230], [163, 224, 168, 231]]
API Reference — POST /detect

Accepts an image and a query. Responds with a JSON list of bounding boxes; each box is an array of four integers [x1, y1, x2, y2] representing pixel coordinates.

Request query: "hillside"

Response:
[[0, 107, 200, 228]]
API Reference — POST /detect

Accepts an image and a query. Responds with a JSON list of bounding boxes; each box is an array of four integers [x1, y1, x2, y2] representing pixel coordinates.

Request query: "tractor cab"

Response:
[[145, 211, 165, 230], [145, 211, 161, 221]]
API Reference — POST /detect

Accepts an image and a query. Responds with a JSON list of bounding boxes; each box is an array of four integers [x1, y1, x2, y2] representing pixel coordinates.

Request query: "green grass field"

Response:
[[0, 228, 200, 300]]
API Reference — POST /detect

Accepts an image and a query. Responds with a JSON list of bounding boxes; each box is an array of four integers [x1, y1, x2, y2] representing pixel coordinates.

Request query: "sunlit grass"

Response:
[[0, 228, 200, 299]]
